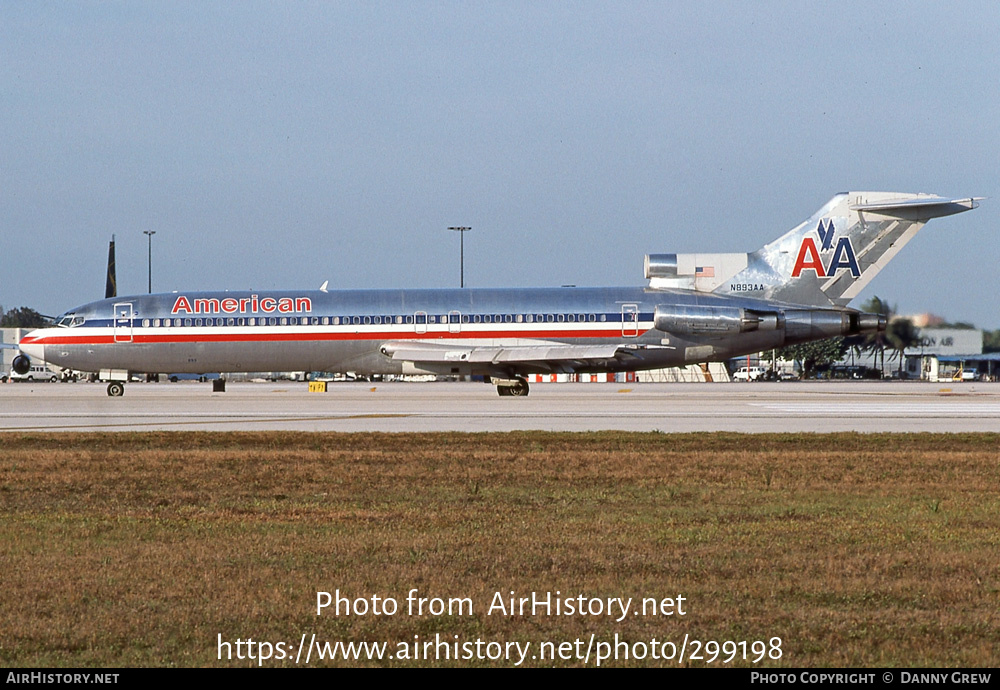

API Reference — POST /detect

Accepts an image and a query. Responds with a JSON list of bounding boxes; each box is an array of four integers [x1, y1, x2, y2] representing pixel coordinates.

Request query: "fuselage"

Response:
[[19, 285, 828, 378]]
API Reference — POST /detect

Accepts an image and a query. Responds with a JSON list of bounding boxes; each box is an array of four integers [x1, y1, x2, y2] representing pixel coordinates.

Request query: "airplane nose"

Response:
[[19, 342, 45, 362]]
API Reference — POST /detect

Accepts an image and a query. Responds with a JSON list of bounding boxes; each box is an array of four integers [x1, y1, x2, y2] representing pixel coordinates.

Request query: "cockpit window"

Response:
[[56, 314, 85, 328]]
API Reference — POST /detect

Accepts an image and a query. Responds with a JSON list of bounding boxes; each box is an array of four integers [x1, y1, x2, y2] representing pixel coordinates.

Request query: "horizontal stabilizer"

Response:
[[850, 196, 982, 220]]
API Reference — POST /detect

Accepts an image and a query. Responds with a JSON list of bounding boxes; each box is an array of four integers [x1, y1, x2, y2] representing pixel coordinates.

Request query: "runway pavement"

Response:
[[2, 379, 999, 432]]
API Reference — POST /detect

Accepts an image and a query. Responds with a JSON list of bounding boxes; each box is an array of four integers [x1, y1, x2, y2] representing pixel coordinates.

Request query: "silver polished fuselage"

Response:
[[21, 285, 815, 378]]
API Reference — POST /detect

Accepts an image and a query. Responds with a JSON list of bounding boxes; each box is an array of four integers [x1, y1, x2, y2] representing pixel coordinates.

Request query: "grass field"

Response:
[[1, 432, 998, 667]]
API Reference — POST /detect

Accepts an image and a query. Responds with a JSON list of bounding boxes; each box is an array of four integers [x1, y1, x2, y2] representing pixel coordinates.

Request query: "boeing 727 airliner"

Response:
[[15, 192, 979, 396]]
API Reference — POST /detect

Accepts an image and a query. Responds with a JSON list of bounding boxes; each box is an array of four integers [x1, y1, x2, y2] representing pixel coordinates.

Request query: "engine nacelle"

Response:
[[654, 305, 779, 335], [783, 309, 885, 342], [654, 305, 883, 341], [852, 312, 886, 334], [12, 354, 31, 375], [784, 310, 849, 342]]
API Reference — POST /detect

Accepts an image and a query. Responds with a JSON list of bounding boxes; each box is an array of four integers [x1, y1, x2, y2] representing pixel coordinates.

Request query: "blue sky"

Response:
[[2, 2, 998, 325]]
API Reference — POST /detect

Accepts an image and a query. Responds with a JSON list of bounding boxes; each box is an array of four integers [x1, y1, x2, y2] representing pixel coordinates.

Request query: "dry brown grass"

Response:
[[1, 432, 998, 667]]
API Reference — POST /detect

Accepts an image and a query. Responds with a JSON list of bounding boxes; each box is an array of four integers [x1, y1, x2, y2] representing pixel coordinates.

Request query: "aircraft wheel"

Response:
[[107, 382, 125, 397], [495, 378, 529, 396]]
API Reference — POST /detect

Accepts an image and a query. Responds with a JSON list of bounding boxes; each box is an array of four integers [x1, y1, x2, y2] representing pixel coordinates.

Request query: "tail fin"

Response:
[[646, 192, 980, 307], [105, 235, 117, 299]]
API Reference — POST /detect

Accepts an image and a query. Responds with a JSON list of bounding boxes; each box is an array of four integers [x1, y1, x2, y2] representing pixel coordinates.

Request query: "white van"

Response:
[[10, 364, 60, 382], [733, 366, 767, 382]]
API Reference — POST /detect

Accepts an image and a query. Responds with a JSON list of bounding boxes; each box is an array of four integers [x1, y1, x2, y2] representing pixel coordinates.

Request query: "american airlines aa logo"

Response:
[[791, 219, 860, 278]]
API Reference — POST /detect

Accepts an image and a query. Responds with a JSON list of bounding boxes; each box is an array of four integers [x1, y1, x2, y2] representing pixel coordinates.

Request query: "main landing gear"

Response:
[[495, 377, 530, 397], [106, 382, 125, 397]]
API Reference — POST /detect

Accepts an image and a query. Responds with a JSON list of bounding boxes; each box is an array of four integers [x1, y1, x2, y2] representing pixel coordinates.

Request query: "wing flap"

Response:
[[380, 340, 626, 368], [480, 344, 625, 364]]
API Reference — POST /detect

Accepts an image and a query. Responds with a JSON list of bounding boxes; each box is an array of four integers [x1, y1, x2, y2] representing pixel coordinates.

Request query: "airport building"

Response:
[[1, 327, 69, 382], [903, 328, 993, 381], [1, 328, 31, 375], [636, 362, 731, 383], [827, 327, 991, 382]]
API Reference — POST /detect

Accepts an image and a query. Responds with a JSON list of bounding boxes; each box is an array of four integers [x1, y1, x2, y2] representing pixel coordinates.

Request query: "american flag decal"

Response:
[[695, 266, 715, 277]]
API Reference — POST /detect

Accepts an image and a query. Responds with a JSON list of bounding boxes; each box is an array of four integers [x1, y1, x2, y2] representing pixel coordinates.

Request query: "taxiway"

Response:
[[2, 380, 998, 432]]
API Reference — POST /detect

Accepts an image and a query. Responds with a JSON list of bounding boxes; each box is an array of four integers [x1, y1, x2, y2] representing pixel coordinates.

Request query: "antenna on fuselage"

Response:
[[105, 235, 117, 299]]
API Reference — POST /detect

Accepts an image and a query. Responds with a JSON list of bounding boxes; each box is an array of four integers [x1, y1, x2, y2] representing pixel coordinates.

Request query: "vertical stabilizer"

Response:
[[105, 235, 117, 299], [708, 192, 979, 307]]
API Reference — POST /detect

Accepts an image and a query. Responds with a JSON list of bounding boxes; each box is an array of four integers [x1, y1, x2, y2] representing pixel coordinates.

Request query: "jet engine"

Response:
[[12, 354, 31, 375], [783, 309, 885, 342], [654, 305, 780, 335], [654, 304, 885, 342]]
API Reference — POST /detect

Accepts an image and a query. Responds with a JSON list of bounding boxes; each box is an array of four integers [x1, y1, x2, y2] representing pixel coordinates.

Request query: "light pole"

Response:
[[143, 230, 156, 294], [448, 226, 471, 288]]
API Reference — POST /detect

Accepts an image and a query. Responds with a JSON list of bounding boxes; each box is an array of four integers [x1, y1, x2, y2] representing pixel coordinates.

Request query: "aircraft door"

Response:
[[622, 304, 639, 338], [414, 311, 427, 334], [448, 311, 462, 334], [114, 302, 134, 343]]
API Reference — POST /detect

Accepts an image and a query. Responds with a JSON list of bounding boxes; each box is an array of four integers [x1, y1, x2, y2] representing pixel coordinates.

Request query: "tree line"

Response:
[[0, 306, 49, 328]]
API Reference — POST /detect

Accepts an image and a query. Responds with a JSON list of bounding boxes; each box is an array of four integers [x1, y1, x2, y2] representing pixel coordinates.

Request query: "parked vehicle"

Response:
[[10, 364, 59, 382], [957, 368, 978, 382], [829, 365, 883, 380], [733, 366, 767, 382], [167, 373, 220, 383]]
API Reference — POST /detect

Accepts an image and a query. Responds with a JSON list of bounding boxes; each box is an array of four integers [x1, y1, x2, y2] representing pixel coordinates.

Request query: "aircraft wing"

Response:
[[379, 339, 634, 374]]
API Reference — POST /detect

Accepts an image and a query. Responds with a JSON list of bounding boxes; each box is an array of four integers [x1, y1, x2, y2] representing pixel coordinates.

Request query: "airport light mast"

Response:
[[448, 226, 471, 288], [143, 230, 156, 294]]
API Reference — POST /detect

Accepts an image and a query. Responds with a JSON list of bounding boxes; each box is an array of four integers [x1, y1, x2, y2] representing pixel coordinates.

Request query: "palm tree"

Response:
[[859, 296, 892, 376], [885, 316, 921, 378]]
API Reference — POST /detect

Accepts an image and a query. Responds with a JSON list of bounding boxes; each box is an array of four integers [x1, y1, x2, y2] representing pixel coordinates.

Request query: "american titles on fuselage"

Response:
[[171, 294, 312, 315]]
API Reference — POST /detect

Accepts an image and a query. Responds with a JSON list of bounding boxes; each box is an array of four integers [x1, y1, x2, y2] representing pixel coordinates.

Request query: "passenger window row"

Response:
[[138, 313, 614, 328]]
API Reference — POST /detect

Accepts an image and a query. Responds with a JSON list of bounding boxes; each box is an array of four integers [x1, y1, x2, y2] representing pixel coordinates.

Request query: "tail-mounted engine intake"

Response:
[[645, 254, 679, 279], [654, 305, 780, 335], [644, 253, 750, 291]]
